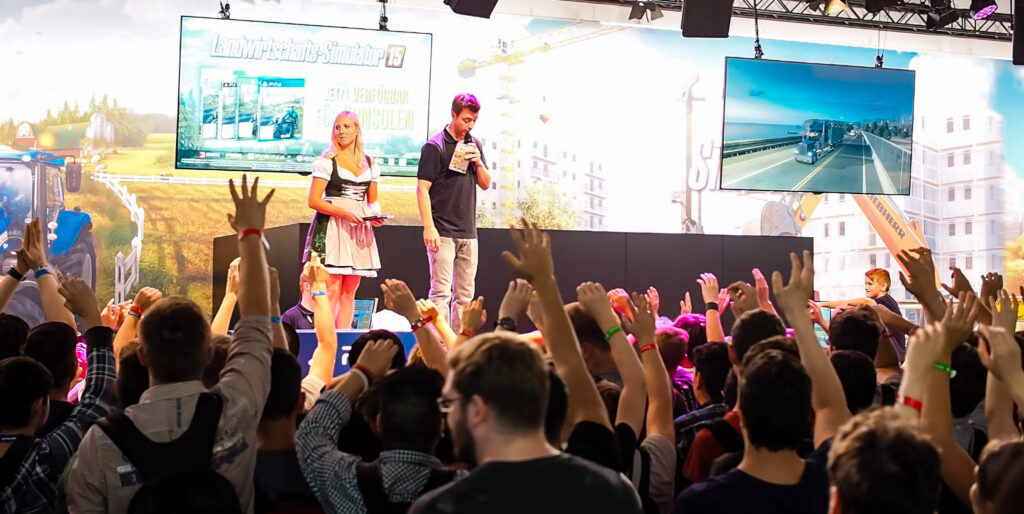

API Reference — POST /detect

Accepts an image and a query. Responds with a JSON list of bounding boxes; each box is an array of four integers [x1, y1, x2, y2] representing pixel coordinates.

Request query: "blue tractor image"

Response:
[[0, 147, 96, 326]]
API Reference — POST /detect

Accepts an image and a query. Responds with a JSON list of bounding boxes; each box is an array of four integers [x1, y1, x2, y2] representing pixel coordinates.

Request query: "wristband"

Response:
[[6, 268, 24, 281], [460, 328, 474, 337], [410, 315, 434, 332], [934, 361, 956, 378], [238, 228, 262, 241], [34, 268, 52, 279], [640, 344, 657, 354], [271, 316, 282, 323], [127, 306, 142, 319], [352, 364, 376, 385], [604, 325, 623, 340], [705, 302, 719, 311], [350, 367, 369, 390], [311, 290, 328, 298], [896, 394, 923, 412]]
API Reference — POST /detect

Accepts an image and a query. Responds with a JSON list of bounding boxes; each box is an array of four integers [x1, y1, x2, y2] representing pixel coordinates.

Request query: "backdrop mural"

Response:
[[1, 0, 1022, 321]]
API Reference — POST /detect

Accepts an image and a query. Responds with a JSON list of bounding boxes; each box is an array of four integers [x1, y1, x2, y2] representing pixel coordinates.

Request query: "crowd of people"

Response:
[[1, 176, 1023, 514]]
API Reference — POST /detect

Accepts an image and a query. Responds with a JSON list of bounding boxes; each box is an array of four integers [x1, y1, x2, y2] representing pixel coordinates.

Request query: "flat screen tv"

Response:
[[719, 57, 915, 195], [176, 16, 432, 176]]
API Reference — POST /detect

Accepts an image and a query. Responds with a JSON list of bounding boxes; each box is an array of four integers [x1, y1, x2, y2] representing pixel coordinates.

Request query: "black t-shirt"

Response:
[[874, 294, 907, 363], [254, 448, 319, 512], [564, 421, 622, 472], [671, 441, 832, 514], [417, 128, 487, 239], [409, 453, 643, 514]]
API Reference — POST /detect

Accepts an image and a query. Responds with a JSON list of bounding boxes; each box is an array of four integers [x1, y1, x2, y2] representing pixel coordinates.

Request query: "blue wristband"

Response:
[[271, 316, 282, 323], [311, 290, 327, 297], [34, 268, 51, 279]]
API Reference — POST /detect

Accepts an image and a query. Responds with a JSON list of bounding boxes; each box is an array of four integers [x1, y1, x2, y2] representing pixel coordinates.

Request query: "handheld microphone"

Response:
[[463, 132, 472, 144]]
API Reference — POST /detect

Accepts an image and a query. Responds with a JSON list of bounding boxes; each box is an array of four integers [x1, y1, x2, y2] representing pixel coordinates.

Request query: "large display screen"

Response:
[[719, 58, 915, 195], [176, 16, 432, 176]]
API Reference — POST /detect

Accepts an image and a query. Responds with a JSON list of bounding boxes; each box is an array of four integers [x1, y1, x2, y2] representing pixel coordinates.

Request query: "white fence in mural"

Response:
[[92, 172, 416, 192], [92, 173, 144, 302]]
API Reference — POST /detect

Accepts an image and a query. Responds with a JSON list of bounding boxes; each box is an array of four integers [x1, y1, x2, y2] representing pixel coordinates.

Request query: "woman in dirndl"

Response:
[[304, 111, 385, 328]]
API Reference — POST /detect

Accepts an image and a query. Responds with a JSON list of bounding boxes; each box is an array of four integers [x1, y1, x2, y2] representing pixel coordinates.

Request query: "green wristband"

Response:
[[934, 361, 956, 378], [604, 325, 623, 340]]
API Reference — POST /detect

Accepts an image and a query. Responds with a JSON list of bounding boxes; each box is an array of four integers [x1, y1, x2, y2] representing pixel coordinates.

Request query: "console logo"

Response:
[[385, 45, 406, 68]]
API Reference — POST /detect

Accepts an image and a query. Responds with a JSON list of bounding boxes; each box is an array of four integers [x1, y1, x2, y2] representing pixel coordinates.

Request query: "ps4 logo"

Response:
[[385, 45, 406, 68]]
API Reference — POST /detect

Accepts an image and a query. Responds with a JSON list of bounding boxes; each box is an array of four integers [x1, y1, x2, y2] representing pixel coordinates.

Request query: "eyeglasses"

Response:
[[436, 395, 461, 413]]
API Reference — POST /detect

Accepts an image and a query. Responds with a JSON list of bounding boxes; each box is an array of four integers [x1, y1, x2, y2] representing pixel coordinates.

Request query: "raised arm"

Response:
[[897, 247, 946, 323], [113, 287, 162, 366], [982, 290, 1024, 441], [418, 299, 458, 348], [306, 253, 338, 386], [627, 293, 674, 443], [268, 266, 288, 350], [578, 281, 645, 435], [210, 258, 239, 334], [20, 218, 75, 328], [382, 278, 448, 376], [502, 219, 610, 429], [697, 273, 727, 342], [0, 248, 30, 312], [771, 250, 850, 446]]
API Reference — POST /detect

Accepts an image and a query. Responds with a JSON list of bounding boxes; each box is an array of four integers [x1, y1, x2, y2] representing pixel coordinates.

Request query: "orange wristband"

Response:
[[238, 228, 262, 240], [640, 344, 657, 354]]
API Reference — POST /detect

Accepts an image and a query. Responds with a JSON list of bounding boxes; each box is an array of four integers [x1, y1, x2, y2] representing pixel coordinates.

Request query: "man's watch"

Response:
[[6, 267, 25, 281], [494, 317, 517, 332]]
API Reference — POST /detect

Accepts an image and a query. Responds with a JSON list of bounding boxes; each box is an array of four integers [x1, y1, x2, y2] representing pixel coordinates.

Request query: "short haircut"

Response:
[[449, 334, 548, 434], [262, 348, 302, 421], [0, 314, 29, 360], [739, 349, 811, 451], [202, 334, 232, 388], [0, 357, 53, 429], [746, 336, 800, 361], [723, 368, 738, 410], [730, 310, 786, 365], [828, 407, 941, 514], [693, 342, 731, 404], [116, 344, 149, 409], [865, 268, 891, 292], [23, 321, 78, 388], [673, 313, 708, 361], [656, 327, 689, 373], [139, 297, 211, 383], [349, 330, 406, 370], [282, 322, 301, 357], [451, 93, 480, 115], [950, 343, 987, 418], [566, 302, 609, 353], [829, 307, 882, 359], [380, 364, 445, 452], [829, 350, 877, 415], [544, 366, 568, 445], [976, 440, 1024, 512], [596, 379, 621, 422]]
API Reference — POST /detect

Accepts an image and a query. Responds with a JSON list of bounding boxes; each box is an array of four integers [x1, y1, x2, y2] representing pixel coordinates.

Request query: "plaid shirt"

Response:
[[674, 402, 728, 454], [297, 390, 465, 514], [0, 327, 116, 514]]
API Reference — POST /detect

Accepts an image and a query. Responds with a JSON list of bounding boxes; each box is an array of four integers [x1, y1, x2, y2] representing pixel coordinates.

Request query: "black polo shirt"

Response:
[[417, 127, 487, 239]]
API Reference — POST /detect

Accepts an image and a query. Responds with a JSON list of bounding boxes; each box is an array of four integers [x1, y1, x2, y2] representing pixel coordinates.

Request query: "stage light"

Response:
[[444, 0, 498, 18], [825, 0, 848, 14], [649, 4, 664, 20], [864, 0, 901, 14], [970, 0, 998, 19], [926, 2, 960, 29], [629, 2, 647, 20]]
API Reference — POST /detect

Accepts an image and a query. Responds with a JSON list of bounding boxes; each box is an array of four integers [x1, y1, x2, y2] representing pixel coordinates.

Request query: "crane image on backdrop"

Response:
[[456, 22, 625, 226]]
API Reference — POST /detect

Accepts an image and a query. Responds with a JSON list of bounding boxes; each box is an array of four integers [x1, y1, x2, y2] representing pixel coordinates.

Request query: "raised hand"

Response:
[[623, 292, 656, 345], [17, 218, 46, 270], [101, 299, 123, 329], [678, 292, 692, 315], [903, 322, 950, 375], [728, 281, 760, 317], [461, 297, 487, 335], [897, 247, 937, 299], [226, 257, 241, 296], [577, 282, 614, 318], [940, 292, 980, 353], [607, 288, 634, 322], [697, 273, 719, 305], [268, 266, 281, 307], [132, 287, 162, 313], [752, 268, 774, 311], [979, 272, 1003, 305], [380, 279, 421, 322], [498, 279, 534, 321], [941, 267, 975, 298], [977, 325, 1024, 384], [502, 218, 554, 283], [526, 290, 545, 331], [416, 299, 441, 321], [770, 250, 814, 316], [987, 289, 1020, 333], [57, 274, 102, 329], [717, 287, 731, 313], [227, 174, 275, 233], [645, 286, 661, 318], [808, 300, 825, 324], [303, 252, 329, 290], [354, 339, 399, 379]]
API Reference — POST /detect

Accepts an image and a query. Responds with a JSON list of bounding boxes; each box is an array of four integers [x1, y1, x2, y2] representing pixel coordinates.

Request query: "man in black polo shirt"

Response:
[[417, 93, 491, 332]]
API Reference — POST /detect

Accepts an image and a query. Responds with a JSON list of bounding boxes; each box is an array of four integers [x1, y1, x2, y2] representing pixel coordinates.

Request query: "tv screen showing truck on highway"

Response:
[[719, 58, 915, 195]]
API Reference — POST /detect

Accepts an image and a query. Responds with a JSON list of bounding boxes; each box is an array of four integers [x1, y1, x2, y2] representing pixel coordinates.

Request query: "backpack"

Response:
[[354, 461, 458, 514], [96, 393, 243, 514]]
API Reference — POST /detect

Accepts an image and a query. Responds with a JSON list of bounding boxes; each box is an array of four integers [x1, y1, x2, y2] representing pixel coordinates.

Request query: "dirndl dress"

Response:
[[303, 154, 381, 277]]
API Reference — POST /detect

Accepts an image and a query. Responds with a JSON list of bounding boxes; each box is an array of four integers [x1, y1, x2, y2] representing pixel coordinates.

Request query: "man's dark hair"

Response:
[[0, 314, 29, 360], [828, 407, 941, 514], [976, 440, 1024, 512], [23, 321, 78, 388], [830, 350, 877, 415], [950, 343, 987, 418], [263, 348, 303, 421], [673, 313, 708, 361], [449, 334, 548, 433], [693, 342, 731, 404], [723, 368, 738, 410], [139, 297, 211, 383], [544, 367, 568, 446], [116, 345, 149, 410], [0, 357, 53, 429], [566, 302, 609, 353], [282, 322, 301, 357], [451, 93, 480, 115], [731, 310, 786, 365], [596, 379, 621, 422], [349, 330, 406, 370], [656, 327, 688, 374], [829, 307, 882, 359], [202, 334, 232, 388], [380, 364, 445, 452], [746, 336, 800, 361], [739, 349, 811, 451]]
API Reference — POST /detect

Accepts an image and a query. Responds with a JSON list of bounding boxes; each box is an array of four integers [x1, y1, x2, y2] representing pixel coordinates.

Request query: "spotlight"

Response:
[[649, 4, 664, 20], [864, 0, 901, 14], [444, 0, 498, 18], [927, 4, 960, 29], [629, 2, 647, 20], [969, 0, 998, 19], [628, 1, 663, 21], [825, 0, 848, 14]]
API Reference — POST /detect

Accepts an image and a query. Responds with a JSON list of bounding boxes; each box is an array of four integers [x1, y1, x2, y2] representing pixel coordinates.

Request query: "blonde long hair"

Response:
[[332, 110, 367, 169]]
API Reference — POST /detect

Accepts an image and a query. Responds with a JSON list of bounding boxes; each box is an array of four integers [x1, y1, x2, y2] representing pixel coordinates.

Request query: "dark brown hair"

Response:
[[139, 297, 211, 383]]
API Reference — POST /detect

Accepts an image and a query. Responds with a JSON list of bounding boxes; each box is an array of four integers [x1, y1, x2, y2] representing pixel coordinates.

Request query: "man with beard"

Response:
[[409, 222, 642, 514]]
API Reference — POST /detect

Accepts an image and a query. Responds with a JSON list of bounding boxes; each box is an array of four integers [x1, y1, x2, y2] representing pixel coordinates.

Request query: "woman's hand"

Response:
[[339, 209, 366, 225]]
